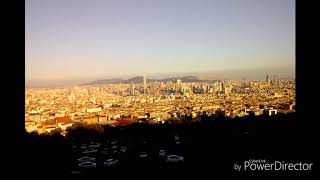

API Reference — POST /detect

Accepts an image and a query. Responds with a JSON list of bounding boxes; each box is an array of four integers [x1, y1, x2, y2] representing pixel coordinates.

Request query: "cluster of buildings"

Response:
[[25, 75, 295, 134]]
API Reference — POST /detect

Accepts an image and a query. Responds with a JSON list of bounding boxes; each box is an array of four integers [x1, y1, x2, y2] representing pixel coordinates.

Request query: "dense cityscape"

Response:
[[21, 0, 309, 177], [25, 74, 295, 135], [24, 74, 296, 174]]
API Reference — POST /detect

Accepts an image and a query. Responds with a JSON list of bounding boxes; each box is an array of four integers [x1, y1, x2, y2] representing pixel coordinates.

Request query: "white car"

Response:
[[165, 155, 184, 163], [139, 152, 148, 158], [110, 140, 118, 145], [89, 142, 101, 148], [77, 156, 96, 162], [111, 150, 119, 154], [111, 145, 119, 149], [78, 161, 96, 168], [159, 150, 166, 157], [103, 159, 119, 167], [82, 149, 98, 154], [120, 146, 127, 153]]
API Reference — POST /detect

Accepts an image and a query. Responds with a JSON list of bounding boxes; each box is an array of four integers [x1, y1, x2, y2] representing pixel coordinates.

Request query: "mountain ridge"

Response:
[[81, 76, 213, 85]]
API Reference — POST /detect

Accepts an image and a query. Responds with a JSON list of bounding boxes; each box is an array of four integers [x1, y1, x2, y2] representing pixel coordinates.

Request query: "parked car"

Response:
[[111, 149, 119, 154], [159, 150, 166, 157], [82, 148, 98, 154], [80, 144, 87, 150], [89, 142, 101, 148], [165, 155, 184, 163], [110, 140, 118, 145], [77, 156, 96, 162], [78, 161, 96, 168], [103, 159, 119, 167], [111, 145, 119, 149], [120, 146, 127, 153], [101, 150, 109, 155], [139, 152, 148, 158]]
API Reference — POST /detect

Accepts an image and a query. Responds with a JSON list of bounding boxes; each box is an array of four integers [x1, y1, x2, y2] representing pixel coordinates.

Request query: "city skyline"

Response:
[[26, 0, 295, 87], [26, 66, 294, 88]]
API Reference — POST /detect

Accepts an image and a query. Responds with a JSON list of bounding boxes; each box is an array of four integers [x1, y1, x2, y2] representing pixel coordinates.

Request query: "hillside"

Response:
[[81, 76, 213, 85]]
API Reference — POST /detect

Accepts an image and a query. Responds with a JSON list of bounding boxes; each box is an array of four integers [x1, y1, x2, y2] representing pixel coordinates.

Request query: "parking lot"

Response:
[[70, 132, 186, 173]]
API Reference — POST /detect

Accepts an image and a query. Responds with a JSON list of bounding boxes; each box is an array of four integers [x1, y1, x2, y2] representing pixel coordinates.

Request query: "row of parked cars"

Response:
[[77, 156, 119, 168], [72, 140, 124, 169], [71, 135, 185, 170], [76, 153, 184, 169]]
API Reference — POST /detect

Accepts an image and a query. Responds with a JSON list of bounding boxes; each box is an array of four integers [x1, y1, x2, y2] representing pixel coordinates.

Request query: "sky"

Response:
[[26, 0, 295, 86]]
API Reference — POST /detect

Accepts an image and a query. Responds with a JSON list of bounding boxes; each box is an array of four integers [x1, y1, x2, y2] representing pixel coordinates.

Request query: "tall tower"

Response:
[[222, 80, 225, 90], [266, 75, 270, 85], [131, 82, 135, 95], [222, 80, 226, 94], [143, 74, 147, 95], [190, 83, 194, 94], [273, 75, 276, 84], [177, 79, 182, 93]]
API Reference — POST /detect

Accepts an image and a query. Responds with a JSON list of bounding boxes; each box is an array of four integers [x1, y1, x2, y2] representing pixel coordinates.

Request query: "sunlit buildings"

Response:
[[25, 77, 295, 134]]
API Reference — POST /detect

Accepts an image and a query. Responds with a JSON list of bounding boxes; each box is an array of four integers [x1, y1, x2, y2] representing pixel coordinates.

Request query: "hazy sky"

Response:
[[26, 0, 295, 85]]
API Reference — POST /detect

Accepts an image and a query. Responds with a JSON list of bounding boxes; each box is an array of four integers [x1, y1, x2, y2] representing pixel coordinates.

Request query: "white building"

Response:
[[87, 107, 102, 113], [55, 111, 66, 117], [103, 103, 112, 109]]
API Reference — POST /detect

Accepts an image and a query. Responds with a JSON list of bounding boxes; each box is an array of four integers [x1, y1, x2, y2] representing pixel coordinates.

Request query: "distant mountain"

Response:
[[81, 76, 210, 85], [83, 78, 124, 85], [158, 76, 203, 82], [123, 76, 150, 84]]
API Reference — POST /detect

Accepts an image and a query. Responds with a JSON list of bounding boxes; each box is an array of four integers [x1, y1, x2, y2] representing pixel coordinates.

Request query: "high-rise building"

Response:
[[160, 82, 164, 90], [266, 75, 270, 85], [177, 79, 182, 93], [273, 75, 276, 84], [143, 74, 147, 95], [131, 82, 135, 95], [207, 85, 211, 93]]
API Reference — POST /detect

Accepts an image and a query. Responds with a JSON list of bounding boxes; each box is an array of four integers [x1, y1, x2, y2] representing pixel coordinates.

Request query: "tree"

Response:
[[49, 127, 63, 135]]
